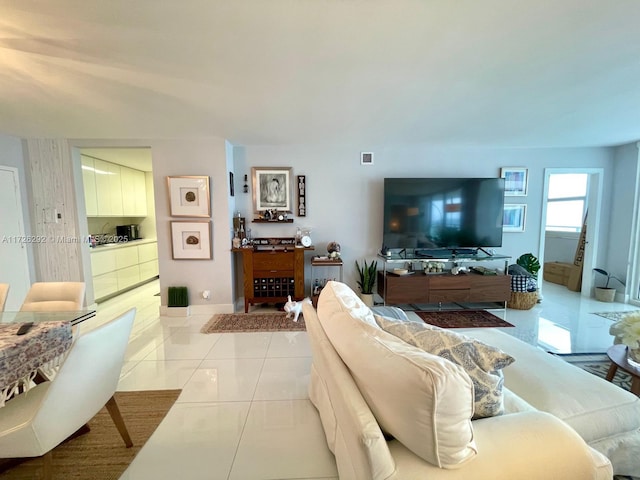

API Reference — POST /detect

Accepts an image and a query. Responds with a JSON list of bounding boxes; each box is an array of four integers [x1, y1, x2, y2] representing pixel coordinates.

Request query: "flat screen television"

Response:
[[382, 177, 505, 252]]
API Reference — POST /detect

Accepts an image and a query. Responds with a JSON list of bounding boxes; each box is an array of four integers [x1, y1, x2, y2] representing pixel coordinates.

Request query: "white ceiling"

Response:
[[1, 0, 640, 148]]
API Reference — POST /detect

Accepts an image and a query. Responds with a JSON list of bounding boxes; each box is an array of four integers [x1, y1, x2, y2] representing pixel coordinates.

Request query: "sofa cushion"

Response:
[[375, 315, 515, 418], [317, 280, 379, 327], [317, 281, 477, 468]]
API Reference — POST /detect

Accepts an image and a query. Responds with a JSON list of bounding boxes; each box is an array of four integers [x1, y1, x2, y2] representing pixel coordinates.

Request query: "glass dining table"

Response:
[[0, 310, 96, 326], [0, 310, 96, 406]]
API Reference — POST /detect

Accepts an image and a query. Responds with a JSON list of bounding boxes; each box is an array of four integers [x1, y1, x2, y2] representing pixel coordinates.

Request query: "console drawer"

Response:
[[252, 252, 294, 271]]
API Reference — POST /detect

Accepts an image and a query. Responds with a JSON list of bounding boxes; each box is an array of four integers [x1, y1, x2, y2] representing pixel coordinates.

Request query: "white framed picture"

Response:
[[167, 176, 211, 217], [503, 204, 527, 232], [251, 167, 292, 213], [171, 221, 212, 259], [500, 167, 528, 196]]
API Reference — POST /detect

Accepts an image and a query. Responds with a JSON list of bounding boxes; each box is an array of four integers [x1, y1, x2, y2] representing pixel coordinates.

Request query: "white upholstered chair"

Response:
[[0, 283, 8, 312], [20, 281, 85, 312], [0, 308, 136, 479]]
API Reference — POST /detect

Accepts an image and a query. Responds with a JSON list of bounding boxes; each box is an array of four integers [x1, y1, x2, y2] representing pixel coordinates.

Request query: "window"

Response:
[[545, 173, 588, 232]]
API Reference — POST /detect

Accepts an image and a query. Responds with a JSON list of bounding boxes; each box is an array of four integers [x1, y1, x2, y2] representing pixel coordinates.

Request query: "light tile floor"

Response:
[[84, 279, 636, 480]]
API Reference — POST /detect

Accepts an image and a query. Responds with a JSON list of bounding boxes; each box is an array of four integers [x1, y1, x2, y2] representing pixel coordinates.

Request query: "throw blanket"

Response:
[[0, 321, 73, 406]]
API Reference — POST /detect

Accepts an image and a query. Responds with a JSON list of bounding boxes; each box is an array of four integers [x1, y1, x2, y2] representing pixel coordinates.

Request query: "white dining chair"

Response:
[[19, 281, 85, 312], [0, 307, 136, 479], [0, 283, 8, 312]]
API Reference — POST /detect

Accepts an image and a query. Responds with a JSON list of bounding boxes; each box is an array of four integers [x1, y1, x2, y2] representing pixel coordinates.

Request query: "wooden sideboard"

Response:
[[233, 247, 309, 312], [377, 271, 511, 306]]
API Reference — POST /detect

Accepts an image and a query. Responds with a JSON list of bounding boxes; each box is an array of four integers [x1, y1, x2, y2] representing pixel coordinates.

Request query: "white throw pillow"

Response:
[[375, 314, 515, 419], [318, 281, 477, 468]]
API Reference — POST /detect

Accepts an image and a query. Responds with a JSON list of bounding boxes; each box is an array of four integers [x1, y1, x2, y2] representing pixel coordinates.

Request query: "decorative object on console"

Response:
[[252, 166, 292, 213], [593, 267, 625, 302], [415, 310, 514, 329], [327, 241, 341, 259], [170, 221, 212, 260], [297, 175, 306, 217], [167, 176, 211, 217], [500, 167, 528, 196], [355, 259, 378, 307], [503, 204, 527, 232]]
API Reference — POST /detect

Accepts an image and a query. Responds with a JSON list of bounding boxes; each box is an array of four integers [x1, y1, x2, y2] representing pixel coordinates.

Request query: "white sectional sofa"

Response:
[[301, 281, 640, 480]]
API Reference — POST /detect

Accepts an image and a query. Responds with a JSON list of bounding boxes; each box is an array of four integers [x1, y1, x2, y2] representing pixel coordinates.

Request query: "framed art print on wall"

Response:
[[500, 167, 528, 196], [167, 176, 211, 217], [171, 221, 212, 259], [503, 204, 526, 232], [252, 167, 292, 213]]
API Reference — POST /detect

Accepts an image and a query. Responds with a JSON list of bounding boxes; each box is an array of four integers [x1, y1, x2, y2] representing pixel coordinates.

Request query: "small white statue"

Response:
[[284, 295, 312, 322]]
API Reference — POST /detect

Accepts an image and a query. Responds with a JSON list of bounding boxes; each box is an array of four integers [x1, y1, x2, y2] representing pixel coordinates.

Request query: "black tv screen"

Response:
[[382, 178, 505, 250]]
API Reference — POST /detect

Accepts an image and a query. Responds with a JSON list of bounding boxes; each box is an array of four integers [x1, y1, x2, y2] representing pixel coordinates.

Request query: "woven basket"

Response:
[[507, 291, 538, 310]]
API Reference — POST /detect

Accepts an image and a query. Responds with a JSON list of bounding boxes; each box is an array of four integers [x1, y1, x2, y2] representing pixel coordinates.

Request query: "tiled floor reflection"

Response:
[[91, 278, 634, 479]]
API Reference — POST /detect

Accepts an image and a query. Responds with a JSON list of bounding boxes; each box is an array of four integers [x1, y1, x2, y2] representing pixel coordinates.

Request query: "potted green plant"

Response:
[[167, 286, 190, 316], [355, 259, 378, 307], [516, 253, 540, 279], [593, 268, 625, 302]]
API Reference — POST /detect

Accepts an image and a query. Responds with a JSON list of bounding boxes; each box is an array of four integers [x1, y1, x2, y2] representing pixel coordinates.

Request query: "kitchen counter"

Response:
[[90, 238, 158, 252]]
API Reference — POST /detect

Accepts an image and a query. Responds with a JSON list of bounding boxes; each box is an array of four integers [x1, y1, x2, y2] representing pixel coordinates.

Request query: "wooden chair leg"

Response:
[[42, 451, 53, 480], [105, 395, 133, 447]]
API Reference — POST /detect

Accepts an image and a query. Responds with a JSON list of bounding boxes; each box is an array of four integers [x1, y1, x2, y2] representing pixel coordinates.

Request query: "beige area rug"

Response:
[[1, 389, 181, 480], [593, 310, 640, 322], [201, 312, 306, 333]]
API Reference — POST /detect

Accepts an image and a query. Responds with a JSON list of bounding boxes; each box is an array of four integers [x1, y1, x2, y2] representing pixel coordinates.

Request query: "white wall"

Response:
[[0, 134, 35, 283], [234, 144, 615, 293], [609, 143, 640, 296]]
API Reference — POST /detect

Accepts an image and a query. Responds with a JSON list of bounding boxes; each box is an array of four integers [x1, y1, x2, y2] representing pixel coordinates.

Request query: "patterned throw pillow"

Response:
[[375, 315, 515, 419]]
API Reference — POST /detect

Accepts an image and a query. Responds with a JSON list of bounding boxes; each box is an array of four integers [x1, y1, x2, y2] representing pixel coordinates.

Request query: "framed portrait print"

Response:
[[252, 167, 292, 213], [171, 221, 212, 259], [167, 176, 211, 217], [500, 167, 528, 196], [503, 204, 526, 232]]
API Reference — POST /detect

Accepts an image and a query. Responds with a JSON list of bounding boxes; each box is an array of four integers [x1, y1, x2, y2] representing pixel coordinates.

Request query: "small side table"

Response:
[[606, 344, 640, 396], [310, 258, 344, 296]]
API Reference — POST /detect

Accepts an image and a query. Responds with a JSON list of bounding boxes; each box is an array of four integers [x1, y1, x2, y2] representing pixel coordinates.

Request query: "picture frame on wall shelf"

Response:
[[252, 167, 292, 213], [500, 167, 528, 196], [171, 221, 212, 259], [167, 176, 211, 217], [503, 204, 526, 232]]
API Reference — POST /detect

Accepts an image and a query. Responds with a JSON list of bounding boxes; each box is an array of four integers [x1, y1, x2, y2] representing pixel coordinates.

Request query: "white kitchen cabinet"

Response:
[[93, 272, 118, 299], [94, 158, 123, 216], [90, 250, 117, 276], [81, 156, 98, 216], [139, 260, 159, 281], [115, 245, 139, 269], [91, 240, 158, 301], [117, 265, 140, 290], [120, 166, 147, 216], [138, 242, 158, 263]]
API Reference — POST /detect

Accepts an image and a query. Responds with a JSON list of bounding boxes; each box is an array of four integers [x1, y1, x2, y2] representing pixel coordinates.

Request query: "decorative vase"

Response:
[[359, 293, 374, 307], [627, 346, 640, 369]]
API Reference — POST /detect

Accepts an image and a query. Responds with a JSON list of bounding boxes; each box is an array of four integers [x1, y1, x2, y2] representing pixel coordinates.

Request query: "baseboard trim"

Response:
[[159, 304, 234, 316]]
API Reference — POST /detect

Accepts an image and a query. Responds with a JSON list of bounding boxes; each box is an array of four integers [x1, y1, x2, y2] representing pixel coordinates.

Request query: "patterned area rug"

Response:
[[558, 353, 633, 392], [201, 312, 306, 333], [415, 310, 514, 328], [593, 310, 640, 321]]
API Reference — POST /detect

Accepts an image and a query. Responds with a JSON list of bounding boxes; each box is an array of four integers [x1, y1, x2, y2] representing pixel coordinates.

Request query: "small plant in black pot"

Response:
[[593, 268, 625, 302]]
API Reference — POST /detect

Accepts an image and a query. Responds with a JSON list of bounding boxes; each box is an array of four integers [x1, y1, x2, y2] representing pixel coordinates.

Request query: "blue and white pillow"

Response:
[[375, 314, 515, 419]]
